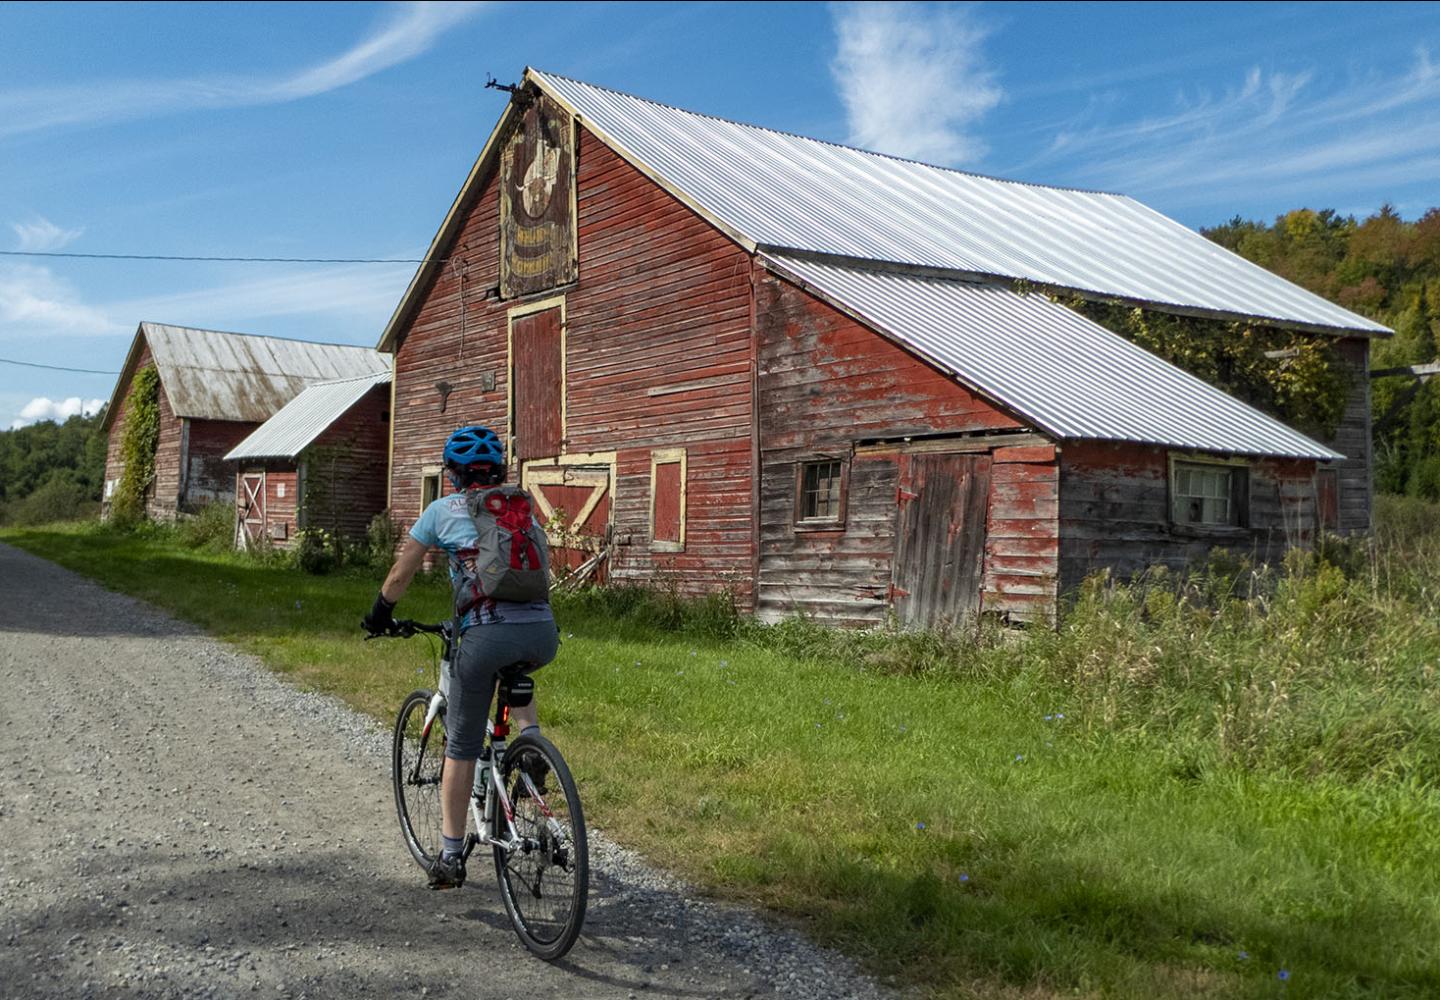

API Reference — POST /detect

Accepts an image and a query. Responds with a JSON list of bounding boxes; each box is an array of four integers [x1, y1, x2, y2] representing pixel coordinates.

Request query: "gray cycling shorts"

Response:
[[443, 620, 559, 761]]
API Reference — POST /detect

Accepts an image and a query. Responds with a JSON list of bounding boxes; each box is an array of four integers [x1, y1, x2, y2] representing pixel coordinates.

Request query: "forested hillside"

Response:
[[0, 411, 107, 524], [1205, 206, 1440, 498]]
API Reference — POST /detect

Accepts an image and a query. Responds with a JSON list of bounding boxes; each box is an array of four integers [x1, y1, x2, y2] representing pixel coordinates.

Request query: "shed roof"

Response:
[[104, 323, 390, 429], [763, 255, 1341, 461], [225, 369, 391, 461], [532, 70, 1387, 337]]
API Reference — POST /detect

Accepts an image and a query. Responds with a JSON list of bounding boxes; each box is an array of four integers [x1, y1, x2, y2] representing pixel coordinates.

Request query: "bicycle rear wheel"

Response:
[[493, 733, 588, 960], [392, 689, 447, 868]]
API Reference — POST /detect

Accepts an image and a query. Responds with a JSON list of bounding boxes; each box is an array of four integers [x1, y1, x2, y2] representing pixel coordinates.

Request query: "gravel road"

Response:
[[0, 543, 899, 1000]]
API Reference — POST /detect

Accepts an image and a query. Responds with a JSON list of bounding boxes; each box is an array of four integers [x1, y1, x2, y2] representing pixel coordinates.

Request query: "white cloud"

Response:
[[11, 216, 84, 252], [1019, 50, 1440, 206], [10, 396, 105, 430], [830, 1, 1001, 165], [0, 262, 119, 335], [0, 2, 486, 140]]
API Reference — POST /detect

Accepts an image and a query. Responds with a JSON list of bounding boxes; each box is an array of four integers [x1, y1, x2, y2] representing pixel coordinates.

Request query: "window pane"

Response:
[[800, 460, 842, 520]]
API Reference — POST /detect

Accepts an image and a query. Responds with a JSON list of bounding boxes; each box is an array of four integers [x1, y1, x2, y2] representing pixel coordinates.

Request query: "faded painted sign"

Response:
[[500, 95, 577, 298]]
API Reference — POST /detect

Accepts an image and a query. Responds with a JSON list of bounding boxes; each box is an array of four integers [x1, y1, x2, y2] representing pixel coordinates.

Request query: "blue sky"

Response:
[[2, 1, 1438, 428]]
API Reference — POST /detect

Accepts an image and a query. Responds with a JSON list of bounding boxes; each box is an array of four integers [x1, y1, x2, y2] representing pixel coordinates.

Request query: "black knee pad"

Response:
[[502, 675, 535, 708]]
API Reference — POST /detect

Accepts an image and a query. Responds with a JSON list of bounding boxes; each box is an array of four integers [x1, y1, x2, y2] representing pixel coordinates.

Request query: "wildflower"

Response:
[[915, 822, 926, 831], [690, 649, 697, 656], [1056, 712, 1065, 720], [1043, 714, 1053, 721], [719, 660, 729, 668], [294, 600, 302, 610], [566, 632, 574, 639], [1278, 970, 1290, 982], [898, 725, 907, 733], [1238, 951, 1249, 961], [1014, 754, 1025, 762], [958, 873, 970, 883]]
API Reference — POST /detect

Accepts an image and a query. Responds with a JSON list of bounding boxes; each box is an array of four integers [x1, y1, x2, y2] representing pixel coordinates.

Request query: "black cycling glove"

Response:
[[362, 592, 396, 635]]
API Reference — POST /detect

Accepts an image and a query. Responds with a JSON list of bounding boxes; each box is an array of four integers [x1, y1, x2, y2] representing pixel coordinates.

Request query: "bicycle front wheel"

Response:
[[392, 689, 446, 869], [493, 733, 589, 961]]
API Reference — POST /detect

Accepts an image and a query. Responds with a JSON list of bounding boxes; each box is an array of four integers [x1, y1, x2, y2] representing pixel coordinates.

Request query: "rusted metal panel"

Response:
[[499, 94, 577, 298], [892, 453, 990, 627], [511, 307, 564, 460]]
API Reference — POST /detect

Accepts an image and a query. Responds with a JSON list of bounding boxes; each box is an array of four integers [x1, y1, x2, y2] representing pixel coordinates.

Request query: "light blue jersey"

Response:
[[410, 493, 554, 628]]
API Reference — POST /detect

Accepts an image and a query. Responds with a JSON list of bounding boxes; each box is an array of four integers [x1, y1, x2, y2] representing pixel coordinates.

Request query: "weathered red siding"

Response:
[[184, 419, 255, 511], [1057, 441, 1320, 598], [389, 126, 756, 600], [753, 269, 1041, 625]]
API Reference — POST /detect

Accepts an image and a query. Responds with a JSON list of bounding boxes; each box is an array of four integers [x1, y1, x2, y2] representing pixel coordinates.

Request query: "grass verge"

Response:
[[3, 513, 1438, 1000]]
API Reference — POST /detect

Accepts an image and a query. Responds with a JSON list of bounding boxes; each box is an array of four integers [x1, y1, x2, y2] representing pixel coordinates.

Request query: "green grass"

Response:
[[4, 513, 1439, 1000]]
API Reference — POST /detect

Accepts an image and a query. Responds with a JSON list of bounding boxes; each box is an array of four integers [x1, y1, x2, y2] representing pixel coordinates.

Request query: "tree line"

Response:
[[0, 409, 108, 524]]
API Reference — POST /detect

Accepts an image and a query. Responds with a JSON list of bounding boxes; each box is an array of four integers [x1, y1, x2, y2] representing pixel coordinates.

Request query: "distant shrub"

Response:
[[294, 527, 340, 575], [177, 501, 233, 551], [4, 476, 93, 526], [364, 511, 400, 570]]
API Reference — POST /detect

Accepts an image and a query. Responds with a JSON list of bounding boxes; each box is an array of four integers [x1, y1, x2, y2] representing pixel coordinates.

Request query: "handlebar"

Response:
[[364, 618, 448, 641]]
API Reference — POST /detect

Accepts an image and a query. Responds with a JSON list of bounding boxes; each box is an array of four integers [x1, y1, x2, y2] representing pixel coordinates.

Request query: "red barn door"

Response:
[[891, 453, 991, 627], [510, 304, 564, 461]]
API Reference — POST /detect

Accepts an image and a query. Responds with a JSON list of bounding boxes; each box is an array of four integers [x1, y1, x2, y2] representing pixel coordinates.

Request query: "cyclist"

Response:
[[363, 425, 558, 890]]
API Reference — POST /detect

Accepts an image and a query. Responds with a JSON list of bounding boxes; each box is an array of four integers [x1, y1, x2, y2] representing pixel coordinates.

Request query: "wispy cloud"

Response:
[[0, 262, 119, 335], [830, 2, 1001, 165], [11, 216, 85, 252], [10, 396, 105, 430], [113, 263, 415, 329], [0, 2, 485, 140], [1019, 49, 1440, 208]]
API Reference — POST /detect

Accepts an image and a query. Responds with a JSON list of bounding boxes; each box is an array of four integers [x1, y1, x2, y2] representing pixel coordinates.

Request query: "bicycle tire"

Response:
[[392, 689, 447, 869], [492, 733, 589, 961]]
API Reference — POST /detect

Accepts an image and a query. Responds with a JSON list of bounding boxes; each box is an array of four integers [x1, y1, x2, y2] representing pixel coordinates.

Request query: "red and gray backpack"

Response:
[[453, 486, 551, 614]]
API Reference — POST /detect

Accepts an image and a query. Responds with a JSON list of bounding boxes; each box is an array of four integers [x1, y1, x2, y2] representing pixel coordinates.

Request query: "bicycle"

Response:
[[371, 619, 589, 961]]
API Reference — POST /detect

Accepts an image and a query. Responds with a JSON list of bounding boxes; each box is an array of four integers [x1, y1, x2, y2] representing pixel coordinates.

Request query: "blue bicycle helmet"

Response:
[[443, 425, 506, 487]]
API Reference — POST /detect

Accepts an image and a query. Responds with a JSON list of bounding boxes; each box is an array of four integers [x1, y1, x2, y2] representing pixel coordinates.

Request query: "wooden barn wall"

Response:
[[984, 444, 1060, 624], [298, 385, 391, 542], [1320, 337, 1372, 534], [389, 126, 755, 599], [752, 271, 1039, 626], [236, 465, 300, 548], [1057, 441, 1319, 598], [182, 419, 256, 512], [102, 339, 175, 519]]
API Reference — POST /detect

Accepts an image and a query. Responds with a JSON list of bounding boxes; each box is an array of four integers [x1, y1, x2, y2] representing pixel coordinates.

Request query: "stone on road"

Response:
[[0, 543, 895, 999]]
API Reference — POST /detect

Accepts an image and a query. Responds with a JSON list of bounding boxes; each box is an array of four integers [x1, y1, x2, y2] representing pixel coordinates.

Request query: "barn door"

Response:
[[510, 303, 565, 461], [237, 471, 266, 549], [891, 453, 991, 627], [522, 462, 613, 581]]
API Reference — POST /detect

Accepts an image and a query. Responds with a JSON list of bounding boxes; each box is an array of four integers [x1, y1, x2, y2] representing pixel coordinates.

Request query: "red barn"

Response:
[[377, 70, 1389, 626], [101, 323, 388, 522]]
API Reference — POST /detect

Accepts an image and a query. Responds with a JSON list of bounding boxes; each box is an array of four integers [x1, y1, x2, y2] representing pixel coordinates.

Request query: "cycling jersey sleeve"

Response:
[[409, 500, 440, 548]]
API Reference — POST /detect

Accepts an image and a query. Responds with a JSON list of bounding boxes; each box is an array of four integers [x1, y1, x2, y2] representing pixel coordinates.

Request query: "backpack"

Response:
[[453, 485, 551, 614]]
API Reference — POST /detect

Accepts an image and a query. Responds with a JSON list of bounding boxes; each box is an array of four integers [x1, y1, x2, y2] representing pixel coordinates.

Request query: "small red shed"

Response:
[[224, 370, 392, 549], [375, 70, 1390, 627]]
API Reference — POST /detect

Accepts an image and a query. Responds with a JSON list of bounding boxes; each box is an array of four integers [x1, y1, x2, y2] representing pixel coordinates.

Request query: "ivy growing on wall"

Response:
[[1061, 297, 1353, 440], [110, 365, 160, 525]]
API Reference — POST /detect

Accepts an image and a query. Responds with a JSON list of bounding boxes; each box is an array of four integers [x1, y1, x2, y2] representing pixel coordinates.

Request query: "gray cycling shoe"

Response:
[[427, 852, 467, 890]]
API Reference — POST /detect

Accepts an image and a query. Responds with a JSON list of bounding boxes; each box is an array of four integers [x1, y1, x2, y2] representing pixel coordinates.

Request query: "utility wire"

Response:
[[0, 250, 438, 264], [0, 356, 120, 375]]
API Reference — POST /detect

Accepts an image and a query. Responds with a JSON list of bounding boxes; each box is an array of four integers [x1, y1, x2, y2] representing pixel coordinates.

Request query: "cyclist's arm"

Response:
[[381, 537, 429, 603]]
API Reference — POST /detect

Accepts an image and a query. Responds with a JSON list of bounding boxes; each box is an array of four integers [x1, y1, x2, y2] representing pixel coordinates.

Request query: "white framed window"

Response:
[[420, 466, 443, 509], [1170, 457, 1247, 528]]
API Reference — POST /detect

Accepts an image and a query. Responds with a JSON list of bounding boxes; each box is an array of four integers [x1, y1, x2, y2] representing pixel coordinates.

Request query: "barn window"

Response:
[[1170, 459, 1247, 528], [796, 459, 847, 527], [650, 448, 687, 552], [421, 468, 442, 510]]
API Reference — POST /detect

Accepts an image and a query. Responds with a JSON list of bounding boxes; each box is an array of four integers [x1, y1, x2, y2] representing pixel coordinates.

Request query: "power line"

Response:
[[0, 250, 438, 264], [0, 356, 120, 375]]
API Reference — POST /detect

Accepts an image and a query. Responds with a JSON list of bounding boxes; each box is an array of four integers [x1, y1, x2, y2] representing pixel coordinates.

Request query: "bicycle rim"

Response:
[[492, 734, 588, 961], [392, 689, 446, 869]]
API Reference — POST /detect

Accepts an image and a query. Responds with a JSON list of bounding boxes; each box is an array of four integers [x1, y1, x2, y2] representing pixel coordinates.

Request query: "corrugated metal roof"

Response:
[[764, 254, 1342, 460], [533, 69, 1389, 337], [133, 323, 390, 423], [225, 369, 391, 461]]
